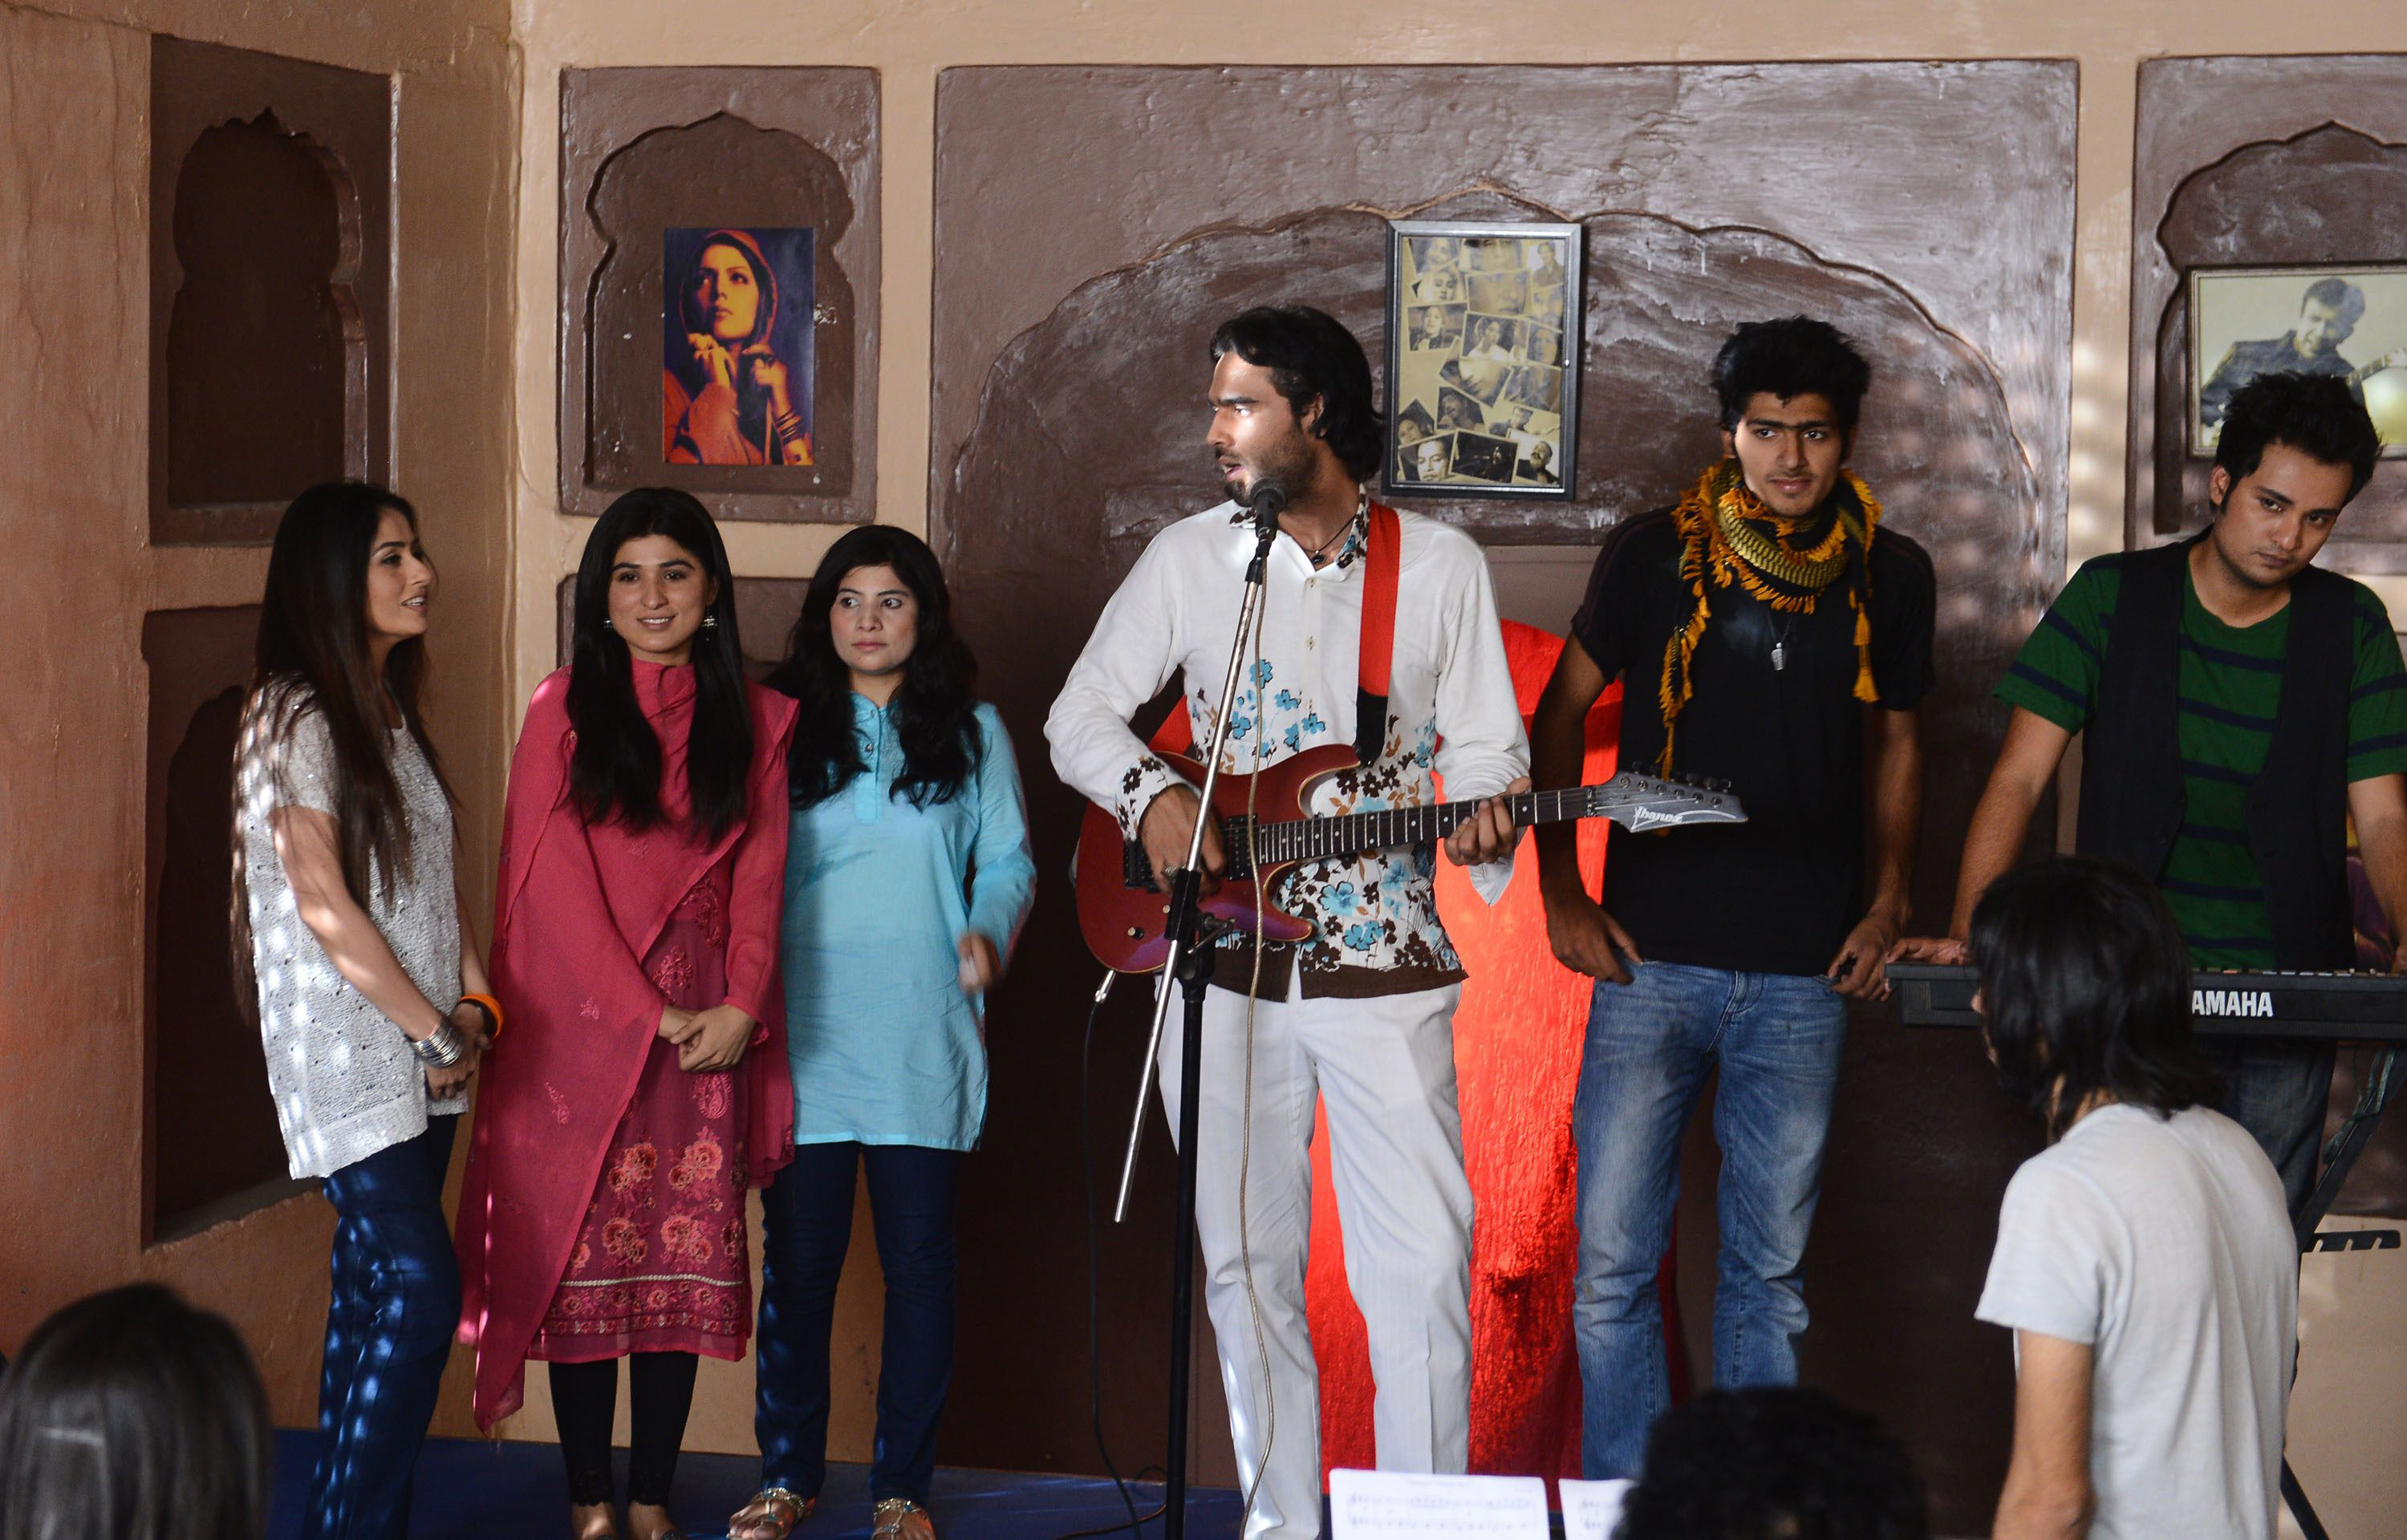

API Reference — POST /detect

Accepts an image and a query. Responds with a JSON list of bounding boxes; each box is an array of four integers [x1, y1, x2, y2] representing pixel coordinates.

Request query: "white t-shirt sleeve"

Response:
[[274, 708, 341, 817], [1976, 1157, 2116, 1346]]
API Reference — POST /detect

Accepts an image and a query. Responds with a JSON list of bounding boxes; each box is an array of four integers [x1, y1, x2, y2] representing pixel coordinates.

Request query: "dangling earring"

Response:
[[702, 612, 718, 632], [603, 617, 614, 630]]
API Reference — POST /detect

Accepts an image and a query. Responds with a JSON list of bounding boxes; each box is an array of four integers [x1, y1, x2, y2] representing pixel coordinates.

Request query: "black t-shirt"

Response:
[[1571, 509, 1936, 975]]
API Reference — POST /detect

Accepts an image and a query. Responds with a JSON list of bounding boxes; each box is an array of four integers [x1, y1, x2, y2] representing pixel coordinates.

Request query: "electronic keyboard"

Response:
[[1887, 962, 2407, 1041]]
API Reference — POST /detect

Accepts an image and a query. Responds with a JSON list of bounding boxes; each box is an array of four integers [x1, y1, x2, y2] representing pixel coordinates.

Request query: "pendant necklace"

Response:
[[1771, 612, 1799, 672]]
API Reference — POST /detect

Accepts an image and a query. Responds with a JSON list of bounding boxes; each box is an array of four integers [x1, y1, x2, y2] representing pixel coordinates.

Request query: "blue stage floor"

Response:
[[268, 1430, 1246, 1539]]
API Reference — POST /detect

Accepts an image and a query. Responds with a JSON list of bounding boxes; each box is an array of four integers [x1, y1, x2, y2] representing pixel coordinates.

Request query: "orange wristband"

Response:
[[460, 991, 505, 1041]]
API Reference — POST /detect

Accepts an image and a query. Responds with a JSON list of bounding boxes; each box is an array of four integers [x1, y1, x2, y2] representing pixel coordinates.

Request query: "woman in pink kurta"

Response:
[[457, 488, 797, 1540]]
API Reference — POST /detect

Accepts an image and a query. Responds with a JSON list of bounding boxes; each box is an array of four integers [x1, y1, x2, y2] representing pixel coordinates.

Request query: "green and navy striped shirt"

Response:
[[1998, 557, 2407, 967]]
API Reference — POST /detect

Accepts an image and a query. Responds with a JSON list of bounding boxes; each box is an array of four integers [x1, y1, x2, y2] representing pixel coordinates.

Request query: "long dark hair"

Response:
[[567, 488, 751, 844], [769, 525, 980, 808], [1969, 856, 2223, 1139], [233, 482, 453, 1015], [0, 1283, 271, 1540]]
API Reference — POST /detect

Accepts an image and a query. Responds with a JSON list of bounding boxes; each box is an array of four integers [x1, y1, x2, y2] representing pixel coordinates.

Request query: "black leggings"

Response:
[[549, 1352, 700, 1507]]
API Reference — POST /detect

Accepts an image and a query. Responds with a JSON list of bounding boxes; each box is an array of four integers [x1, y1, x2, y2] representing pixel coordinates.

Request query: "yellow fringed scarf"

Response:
[[1657, 458, 1883, 775]]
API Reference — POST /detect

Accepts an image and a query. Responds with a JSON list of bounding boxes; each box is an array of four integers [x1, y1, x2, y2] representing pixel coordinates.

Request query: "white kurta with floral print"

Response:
[[1048, 500, 1528, 997]]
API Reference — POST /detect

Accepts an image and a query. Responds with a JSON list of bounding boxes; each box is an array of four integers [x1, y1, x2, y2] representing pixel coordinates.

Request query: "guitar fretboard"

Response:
[[1239, 788, 1588, 868]]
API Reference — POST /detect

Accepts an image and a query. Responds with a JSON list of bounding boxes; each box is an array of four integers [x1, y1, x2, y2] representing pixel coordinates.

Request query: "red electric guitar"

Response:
[[1074, 744, 1747, 975]]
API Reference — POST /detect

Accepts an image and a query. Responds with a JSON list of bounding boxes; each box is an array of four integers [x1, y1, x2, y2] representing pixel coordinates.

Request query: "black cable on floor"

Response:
[[1051, 973, 1168, 1540]]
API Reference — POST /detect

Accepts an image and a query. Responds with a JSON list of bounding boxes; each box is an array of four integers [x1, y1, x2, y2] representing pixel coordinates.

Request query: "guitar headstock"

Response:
[[1582, 771, 1748, 831]]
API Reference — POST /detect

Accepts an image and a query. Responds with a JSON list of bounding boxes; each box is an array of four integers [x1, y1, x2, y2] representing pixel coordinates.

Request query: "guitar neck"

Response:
[[1244, 788, 1581, 867]]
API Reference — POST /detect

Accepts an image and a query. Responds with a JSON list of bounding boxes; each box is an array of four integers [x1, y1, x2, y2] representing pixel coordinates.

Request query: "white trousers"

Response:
[[1159, 968, 1475, 1540]]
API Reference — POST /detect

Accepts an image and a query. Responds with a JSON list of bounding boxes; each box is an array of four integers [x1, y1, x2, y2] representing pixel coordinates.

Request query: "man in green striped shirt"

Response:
[[1901, 371, 2407, 1212]]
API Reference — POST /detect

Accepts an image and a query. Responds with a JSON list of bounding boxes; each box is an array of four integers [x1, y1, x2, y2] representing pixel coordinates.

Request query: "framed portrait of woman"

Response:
[[664, 227, 818, 468], [1383, 220, 1581, 500]]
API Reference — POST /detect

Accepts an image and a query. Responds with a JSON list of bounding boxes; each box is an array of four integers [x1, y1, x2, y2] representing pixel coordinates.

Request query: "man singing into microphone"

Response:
[[1048, 306, 1529, 1539]]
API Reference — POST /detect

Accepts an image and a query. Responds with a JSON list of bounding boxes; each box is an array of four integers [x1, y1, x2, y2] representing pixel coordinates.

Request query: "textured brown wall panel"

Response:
[[558, 67, 880, 525], [927, 64, 2072, 1530]]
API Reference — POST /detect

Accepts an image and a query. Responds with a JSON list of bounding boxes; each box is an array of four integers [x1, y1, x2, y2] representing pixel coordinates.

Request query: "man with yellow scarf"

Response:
[[1528, 317, 1934, 1481]]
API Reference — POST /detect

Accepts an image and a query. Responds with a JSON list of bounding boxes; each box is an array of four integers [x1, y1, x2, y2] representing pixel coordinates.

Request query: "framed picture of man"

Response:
[[1384, 220, 1581, 498], [2189, 265, 2407, 456]]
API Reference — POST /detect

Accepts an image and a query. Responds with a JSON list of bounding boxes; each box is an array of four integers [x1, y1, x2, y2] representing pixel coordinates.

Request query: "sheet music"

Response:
[[1557, 1477, 1634, 1540], [1328, 1469, 1550, 1538]]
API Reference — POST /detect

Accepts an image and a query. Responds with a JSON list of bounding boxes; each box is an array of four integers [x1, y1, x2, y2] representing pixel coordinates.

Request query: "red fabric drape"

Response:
[[455, 664, 798, 1428]]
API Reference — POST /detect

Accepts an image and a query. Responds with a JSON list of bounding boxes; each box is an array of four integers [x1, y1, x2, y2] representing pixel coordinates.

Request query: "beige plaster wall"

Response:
[[0, 0, 516, 1438]]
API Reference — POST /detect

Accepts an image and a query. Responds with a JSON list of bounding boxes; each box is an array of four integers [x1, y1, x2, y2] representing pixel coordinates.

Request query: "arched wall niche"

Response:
[[165, 110, 362, 514], [148, 36, 391, 546], [558, 69, 882, 525]]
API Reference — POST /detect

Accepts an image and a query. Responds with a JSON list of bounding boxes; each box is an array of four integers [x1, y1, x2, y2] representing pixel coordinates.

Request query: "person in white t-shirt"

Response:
[[1970, 857, 2297, 1540]]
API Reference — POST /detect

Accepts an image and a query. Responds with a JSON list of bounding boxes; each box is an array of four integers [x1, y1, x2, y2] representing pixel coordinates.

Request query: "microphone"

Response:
[[1246, 480, 1288, 545]]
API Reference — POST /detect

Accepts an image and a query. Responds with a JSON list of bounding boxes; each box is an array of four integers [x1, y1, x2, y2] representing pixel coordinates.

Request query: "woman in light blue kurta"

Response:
[[732, 526, 1034, 1540]]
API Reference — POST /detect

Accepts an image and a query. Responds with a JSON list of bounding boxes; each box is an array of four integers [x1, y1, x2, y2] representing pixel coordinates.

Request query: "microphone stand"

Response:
[[1113, 496, 1281, 1540]]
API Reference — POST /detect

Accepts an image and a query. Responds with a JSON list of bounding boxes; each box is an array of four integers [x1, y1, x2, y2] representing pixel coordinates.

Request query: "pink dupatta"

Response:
[[456, 663, 798, 1428]]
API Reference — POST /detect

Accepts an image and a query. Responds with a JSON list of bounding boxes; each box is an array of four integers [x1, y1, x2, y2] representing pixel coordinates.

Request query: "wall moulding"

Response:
[[558, 67, 880, 526], [150, 37, 392, 546], [2130, 57, 2407, 568]]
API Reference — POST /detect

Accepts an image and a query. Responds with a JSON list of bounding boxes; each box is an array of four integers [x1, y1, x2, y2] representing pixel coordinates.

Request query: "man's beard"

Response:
[[1224, 432, 1319, 504]]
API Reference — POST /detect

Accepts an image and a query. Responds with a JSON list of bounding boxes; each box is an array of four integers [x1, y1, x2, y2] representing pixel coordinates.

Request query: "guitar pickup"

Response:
[[1118, 816, 1256, 887]]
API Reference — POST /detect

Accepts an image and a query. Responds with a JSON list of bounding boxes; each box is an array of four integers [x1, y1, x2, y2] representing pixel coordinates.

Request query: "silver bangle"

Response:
[[409, 1019, 464, 1068]]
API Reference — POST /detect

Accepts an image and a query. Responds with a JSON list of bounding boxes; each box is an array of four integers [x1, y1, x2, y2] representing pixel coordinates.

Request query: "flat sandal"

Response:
[[728, 1487, 814, 1540], [871, 1497, 934, 1540]]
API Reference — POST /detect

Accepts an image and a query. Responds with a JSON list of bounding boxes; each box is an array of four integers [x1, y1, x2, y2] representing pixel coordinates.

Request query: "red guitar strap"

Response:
[[1353, 501, 1401, 764]]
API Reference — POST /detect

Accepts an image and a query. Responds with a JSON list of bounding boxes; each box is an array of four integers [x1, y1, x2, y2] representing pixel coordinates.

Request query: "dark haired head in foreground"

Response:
[[0, 1283, 270, 1540], [1969, 856, 2222, 1138], [1614, 1385, 1928, 1540]]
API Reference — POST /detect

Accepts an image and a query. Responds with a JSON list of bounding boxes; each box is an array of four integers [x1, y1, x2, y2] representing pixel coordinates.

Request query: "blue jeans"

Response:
[[2206, 1035, 2336, 1217], [306, 1115, 461, 1540], [756, 1142, 961, 1503], [1571, 962, 1846, 1479]]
